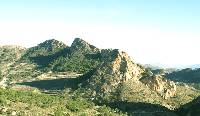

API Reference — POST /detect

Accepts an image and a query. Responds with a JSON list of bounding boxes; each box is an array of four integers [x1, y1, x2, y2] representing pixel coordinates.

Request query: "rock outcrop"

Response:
[[82, 48, 177, 101], [100, 49, 144, 82], [83, 49, 144, 101], [70, 38, 99, 53], [140, 75, 176, 99], [37, 39, 67, 52]]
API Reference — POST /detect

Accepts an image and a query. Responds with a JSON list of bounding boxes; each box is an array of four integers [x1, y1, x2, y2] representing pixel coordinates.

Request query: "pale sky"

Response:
[[0, 0, 200, 68]]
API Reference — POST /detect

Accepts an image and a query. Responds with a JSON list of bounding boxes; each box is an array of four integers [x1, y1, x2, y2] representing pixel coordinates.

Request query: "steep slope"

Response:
[[76, 49, 181, 115], [140, 75, 176, 99], [74, 46, 200, 116], [79, 49, 178, 106], [81, 49, 144, 101]]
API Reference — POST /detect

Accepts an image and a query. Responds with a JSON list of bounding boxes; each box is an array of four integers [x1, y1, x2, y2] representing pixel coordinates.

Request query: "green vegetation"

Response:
[[50, 53, 101, 73], [0, 45, 25, 63], [166, 68, 200, 90], [0, 88, 126, 116], [20, 38, 101, 74], [0, 70, 2, 81], [176, 97, 200, 116], [166, 68, 200, 83], [22, 39, 67, 59], [1, 39, 200, 116]]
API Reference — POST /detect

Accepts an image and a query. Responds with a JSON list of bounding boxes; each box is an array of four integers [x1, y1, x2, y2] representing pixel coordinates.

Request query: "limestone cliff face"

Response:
[[85, 49, 144, 100], [83, 48, 177, 101], [100, 49, 143, 81], [140, 75, 176, 99]]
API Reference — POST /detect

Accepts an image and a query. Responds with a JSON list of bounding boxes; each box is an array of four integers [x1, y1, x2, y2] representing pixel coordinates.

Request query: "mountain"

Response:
[[22, 39, 67, 58], [0, 38, 102, 83], [48, 38, 101, 73], [80, 49, 144, 101], [165, 68, 200, 83], [78, 48, 191, 115], [0, 38, 200, 116]]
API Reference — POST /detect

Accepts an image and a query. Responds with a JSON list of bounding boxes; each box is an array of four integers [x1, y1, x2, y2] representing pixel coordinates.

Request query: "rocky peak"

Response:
[[71, 38, 88, 47], [70, 38, 98, 53], [38, 39, 66, 51], [100, 49, 144, 81], [140, 75, 176, 99], [84, 49, 144, 100]]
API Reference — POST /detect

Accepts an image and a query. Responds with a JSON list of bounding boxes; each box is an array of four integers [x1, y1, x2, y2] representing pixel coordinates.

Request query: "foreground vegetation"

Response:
[[0, 88, 126, 116]]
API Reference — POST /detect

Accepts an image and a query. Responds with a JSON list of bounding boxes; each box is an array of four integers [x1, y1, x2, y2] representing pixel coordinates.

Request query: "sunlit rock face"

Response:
[[140, 75, 176, 99], [100, 49, 144, 81], [84, 49, 144, 100]]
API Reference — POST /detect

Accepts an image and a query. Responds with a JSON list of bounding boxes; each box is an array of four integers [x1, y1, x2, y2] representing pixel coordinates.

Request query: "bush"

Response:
[[65, 97, 93, 112], [0, 96, 7, 106], [54, 107, 65, 116]]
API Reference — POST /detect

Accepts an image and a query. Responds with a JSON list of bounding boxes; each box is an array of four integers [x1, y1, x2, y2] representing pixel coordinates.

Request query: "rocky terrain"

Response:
[[0, 38, 200, 116]]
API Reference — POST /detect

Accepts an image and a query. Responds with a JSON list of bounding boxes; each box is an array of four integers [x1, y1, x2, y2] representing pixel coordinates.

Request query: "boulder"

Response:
[[140, 75, 176, 99]]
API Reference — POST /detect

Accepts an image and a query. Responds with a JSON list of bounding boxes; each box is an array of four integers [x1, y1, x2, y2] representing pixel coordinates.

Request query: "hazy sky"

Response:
[[0, 0, 200, 67]]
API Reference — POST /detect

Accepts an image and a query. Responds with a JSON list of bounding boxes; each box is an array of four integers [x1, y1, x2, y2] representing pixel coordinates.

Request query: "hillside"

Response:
[[165, 68, 200, 90], [166, 68, 200, 83], [0, 88, 125, 116], [176, 96, 200, 116], [0, 38, 200, 116], [78, 48, 200, 115]]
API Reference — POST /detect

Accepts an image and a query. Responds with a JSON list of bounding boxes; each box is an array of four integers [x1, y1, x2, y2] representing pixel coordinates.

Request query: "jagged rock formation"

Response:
[[82, 49, 144, 101], [37, 39, 66, 51], [100, 49, 144, 82], [140, 75, 176, 99], [70, 38, 99, 53], [81, 48, 177, 103]]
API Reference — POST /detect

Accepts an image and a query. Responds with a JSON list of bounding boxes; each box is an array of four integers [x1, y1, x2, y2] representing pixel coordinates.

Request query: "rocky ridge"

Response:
[[82, 48, 177, 102]]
